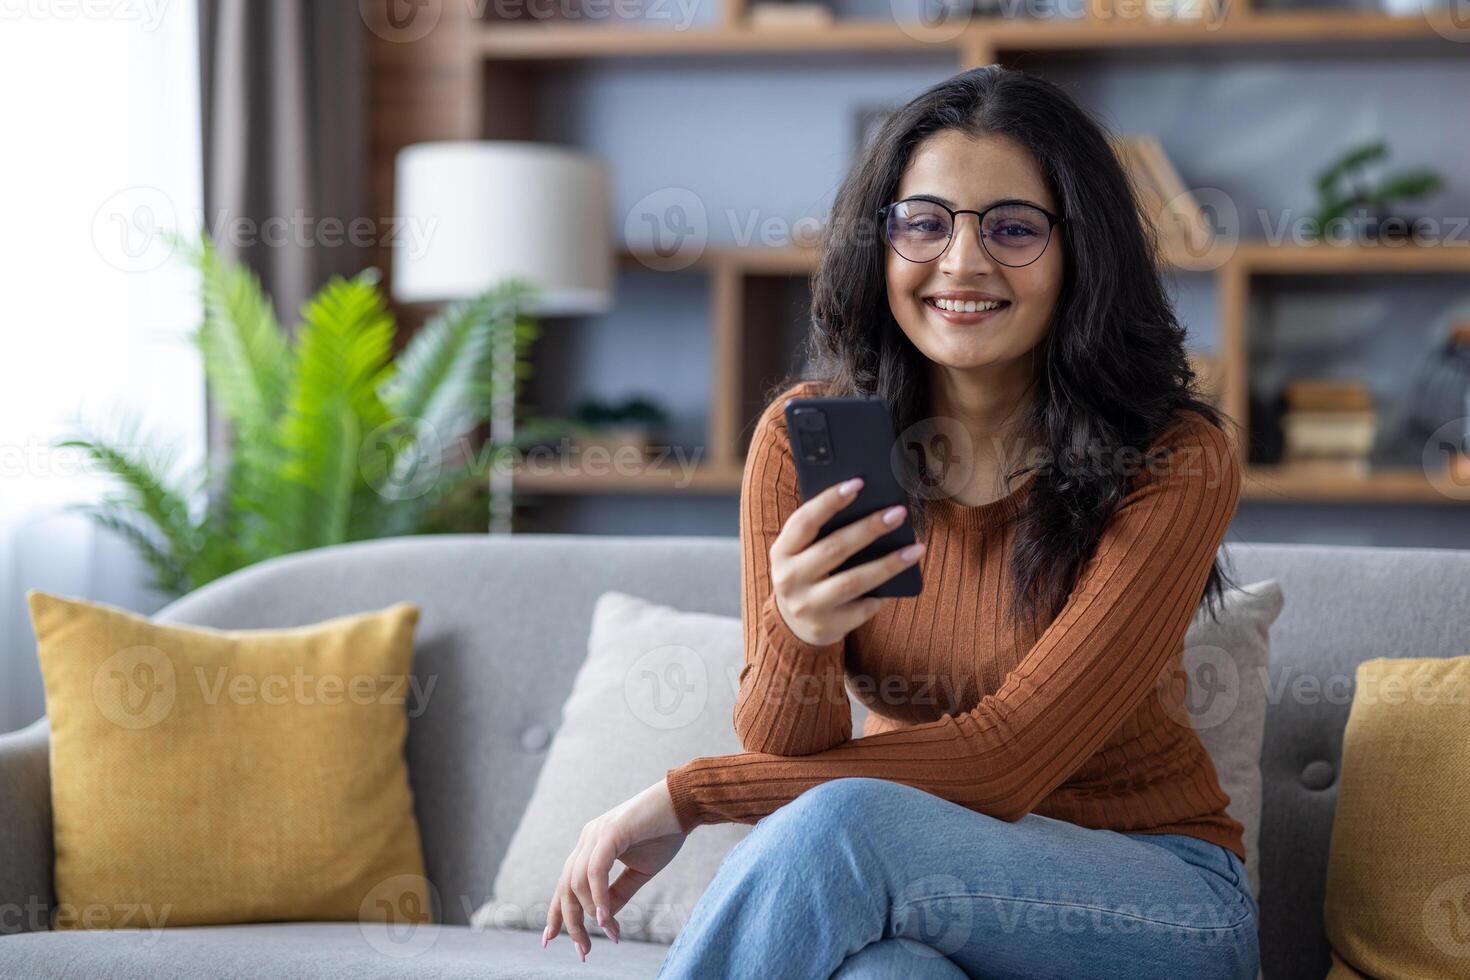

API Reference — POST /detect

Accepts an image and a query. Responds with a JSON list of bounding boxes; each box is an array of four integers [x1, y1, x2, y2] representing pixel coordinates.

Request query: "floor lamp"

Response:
[[391, 141, 613, 534]]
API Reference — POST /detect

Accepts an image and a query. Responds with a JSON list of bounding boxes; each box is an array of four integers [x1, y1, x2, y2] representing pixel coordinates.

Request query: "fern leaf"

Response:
[[276, 271, 396, 550]]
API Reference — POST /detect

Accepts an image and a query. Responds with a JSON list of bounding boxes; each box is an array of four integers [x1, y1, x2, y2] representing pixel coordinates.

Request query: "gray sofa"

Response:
[[3, 533, 1469, 979]]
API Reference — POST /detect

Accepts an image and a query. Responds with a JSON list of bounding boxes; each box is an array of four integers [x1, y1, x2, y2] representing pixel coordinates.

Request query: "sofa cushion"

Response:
[[0, 922, 658, 979], [1323, 654, 1470, 978], [1165, 578, 1284, 900], [27, 591, 430, 930], [473, 591, 761, 945]]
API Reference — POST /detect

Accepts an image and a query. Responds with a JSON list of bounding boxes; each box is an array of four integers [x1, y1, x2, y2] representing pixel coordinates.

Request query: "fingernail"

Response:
[[541, 927, 548, 949], [596, 906, 606, 926], [901, 543, 924, 561], [882, 504, 906, 525], [840, 477, 862, 496], [580, 944, 588, 962]]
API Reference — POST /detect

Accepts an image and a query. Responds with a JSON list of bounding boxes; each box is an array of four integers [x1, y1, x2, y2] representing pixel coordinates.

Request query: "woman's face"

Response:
[[884, 130, 1064, 374]]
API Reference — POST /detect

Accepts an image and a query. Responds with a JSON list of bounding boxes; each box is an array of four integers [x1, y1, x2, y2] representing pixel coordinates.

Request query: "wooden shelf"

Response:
[[477, 12, 1464, 61], [511, 460, 1466, 504], [1242, 466, 1463, 504], [1231, 240, 1470, 274], [365, 0, 1470, 512], [511, 461, 744, 493]]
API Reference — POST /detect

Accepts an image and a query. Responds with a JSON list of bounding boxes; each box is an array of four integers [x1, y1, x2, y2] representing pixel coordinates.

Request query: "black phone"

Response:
[[783, 395, 923, 599]]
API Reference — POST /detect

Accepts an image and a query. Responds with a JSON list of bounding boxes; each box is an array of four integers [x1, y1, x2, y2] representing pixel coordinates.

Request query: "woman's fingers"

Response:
[[772, 476, 863, 561], [543, 895, 562, 947], [561, 885, 591, 961], [586, 838, 621, 942]]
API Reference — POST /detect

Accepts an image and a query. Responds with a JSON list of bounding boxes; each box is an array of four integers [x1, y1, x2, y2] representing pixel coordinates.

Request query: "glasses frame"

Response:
[[876, 197, 1065, 267]]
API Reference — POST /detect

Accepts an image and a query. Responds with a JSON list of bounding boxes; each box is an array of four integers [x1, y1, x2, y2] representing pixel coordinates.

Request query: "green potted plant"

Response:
[[1308, 140, 1444, 243], [570, 395, 669, 457], [59, 233, 540, 596]]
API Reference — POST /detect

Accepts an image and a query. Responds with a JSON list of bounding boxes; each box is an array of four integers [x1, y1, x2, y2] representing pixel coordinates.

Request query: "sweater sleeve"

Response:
[[664, 414, 1241, 834], [725, 387, 855, 757]]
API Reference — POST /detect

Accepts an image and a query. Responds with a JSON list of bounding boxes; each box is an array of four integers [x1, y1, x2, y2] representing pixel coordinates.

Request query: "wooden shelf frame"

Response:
[[364, 0, 1470, 506], [535, 241, 1470, 503], [475, 10, 1466, 62]]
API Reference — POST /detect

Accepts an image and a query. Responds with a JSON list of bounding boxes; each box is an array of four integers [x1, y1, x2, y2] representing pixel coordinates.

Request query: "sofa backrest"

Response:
[[155, 534, 1470, 978]]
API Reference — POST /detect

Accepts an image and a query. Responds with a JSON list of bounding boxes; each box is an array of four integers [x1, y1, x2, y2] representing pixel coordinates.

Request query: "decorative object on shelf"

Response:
[[1109, 133, 1215, 260], [932, 0, 1010, 22], [393, 141, 614, 534], [1404, 317, 1470, 481], [747, 0, 834, 28], [1307, 140, 1445, 244], [1279, 378, 1379, 477], [570, 395, 670, 458], [1381, 0, 1451, 17], [1088, 0, 1206, 21], [58, 235, 535, 597]]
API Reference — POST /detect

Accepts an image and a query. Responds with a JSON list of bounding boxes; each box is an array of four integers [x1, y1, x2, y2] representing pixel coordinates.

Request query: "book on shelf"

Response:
[[1281, 409, 1378, 458], [747, 2, 835, 28], [1283, 378, 1374, 413], [1110, 134, 1214, 256]]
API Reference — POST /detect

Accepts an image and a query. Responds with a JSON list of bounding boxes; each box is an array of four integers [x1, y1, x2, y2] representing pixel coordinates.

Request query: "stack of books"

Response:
[[1109, 134, 1215, 259], [1279, 379, 1378, 476], [747, 2, 834, 28]]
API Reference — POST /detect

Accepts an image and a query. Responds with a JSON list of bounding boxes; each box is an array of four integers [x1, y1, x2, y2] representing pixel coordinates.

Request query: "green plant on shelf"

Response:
[[1308, 140, 1444, 243], [59, 232, 541, 596]]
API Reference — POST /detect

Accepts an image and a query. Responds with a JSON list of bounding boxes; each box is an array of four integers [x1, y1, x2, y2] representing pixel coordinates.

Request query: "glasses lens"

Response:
[[885, 200, 952, 262], [980, 204, 1052, 267]]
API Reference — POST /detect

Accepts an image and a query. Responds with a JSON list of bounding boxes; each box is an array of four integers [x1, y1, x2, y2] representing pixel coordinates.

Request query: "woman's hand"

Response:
[[543, 777, 688, 962], [770, 476, 925, 646]]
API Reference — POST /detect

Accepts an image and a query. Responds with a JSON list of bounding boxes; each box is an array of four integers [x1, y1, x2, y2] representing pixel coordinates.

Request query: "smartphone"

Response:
[[783, 395, 923, 599]]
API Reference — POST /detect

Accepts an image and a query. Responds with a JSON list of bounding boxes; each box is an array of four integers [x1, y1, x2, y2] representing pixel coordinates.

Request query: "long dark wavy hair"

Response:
[[766, 65, 1242, 629]]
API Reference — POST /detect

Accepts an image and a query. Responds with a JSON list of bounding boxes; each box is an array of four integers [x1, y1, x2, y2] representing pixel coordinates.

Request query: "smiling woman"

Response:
[[544, 65, 1258, 980]]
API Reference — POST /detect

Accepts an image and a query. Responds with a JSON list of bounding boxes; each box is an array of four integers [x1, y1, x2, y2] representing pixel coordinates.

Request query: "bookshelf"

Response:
[[365, 0, 1470, 507]]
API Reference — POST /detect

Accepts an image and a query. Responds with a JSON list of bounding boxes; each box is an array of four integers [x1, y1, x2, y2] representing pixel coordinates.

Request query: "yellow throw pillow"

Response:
[[1323, 655, 1470, 977], [28, 590, 432, 931]]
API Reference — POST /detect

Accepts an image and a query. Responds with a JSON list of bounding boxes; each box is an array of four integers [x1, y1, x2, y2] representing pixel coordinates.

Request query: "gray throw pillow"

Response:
[[1169, 578, 1284, 900]]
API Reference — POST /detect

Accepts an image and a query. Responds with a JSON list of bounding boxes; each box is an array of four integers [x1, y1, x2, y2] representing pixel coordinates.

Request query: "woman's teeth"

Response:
[[927, 298, 1008, 313]]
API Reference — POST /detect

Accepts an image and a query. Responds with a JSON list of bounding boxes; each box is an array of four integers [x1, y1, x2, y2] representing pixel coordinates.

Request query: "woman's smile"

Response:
[[923, 295, 1012, 325]]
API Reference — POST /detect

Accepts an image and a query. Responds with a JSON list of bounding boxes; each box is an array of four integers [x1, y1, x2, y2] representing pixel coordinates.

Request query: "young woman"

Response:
[[542, 65, 1259, 979]]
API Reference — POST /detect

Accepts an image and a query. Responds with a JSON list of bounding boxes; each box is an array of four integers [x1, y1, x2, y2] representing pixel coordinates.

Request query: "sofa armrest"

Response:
[[0, 719, 53, 934]]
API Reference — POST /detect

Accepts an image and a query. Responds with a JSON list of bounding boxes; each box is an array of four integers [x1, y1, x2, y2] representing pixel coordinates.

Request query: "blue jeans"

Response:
[[657, 777, 1259, 980]]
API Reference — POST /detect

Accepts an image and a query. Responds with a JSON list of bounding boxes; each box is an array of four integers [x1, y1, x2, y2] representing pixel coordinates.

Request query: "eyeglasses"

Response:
[[877, 197, 1064, 267]]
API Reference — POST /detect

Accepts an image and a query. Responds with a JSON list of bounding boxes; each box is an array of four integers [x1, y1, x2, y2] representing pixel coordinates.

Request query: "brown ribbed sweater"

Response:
[[665, 380, 1247, 863]]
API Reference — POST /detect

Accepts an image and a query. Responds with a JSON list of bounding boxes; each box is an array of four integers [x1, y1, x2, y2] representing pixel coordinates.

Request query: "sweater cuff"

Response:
[[664, 764, 704, 834], [761, 592, 844, 663]]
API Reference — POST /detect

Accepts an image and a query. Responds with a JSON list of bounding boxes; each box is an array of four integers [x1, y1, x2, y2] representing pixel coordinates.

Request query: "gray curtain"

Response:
[[198, 0, 368, 329], [197, 0, 369, 470]]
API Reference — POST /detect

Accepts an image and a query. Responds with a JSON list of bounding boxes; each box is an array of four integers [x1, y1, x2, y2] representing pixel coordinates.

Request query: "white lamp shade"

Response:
[[391, 141, 613, 315]]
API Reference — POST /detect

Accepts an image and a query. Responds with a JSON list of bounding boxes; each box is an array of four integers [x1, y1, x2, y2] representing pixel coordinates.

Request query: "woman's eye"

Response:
[[995, 223, 1038, 239]]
